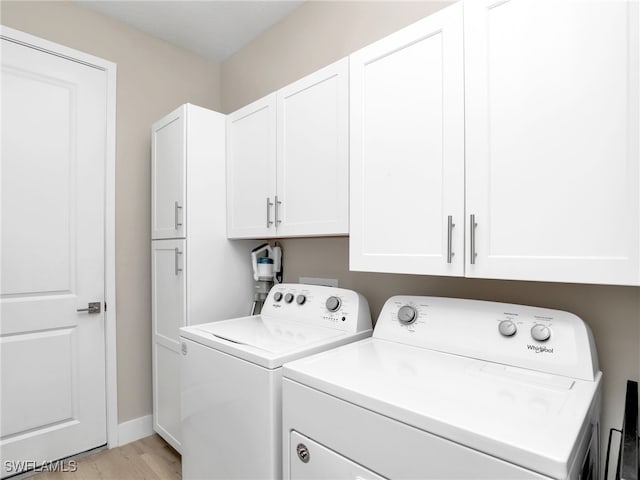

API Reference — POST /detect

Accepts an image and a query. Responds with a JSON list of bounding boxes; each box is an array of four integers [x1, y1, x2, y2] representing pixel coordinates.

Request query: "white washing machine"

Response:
[[283, 296, 602, 480], [179, 283, 372, 480]]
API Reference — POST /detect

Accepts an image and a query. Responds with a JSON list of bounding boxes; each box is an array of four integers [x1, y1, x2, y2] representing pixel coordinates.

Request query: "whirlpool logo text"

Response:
[[527, 344, 555, 354]]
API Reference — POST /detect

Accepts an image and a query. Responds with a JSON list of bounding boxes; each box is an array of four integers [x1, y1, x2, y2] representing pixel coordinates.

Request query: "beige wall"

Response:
[[1, 1, 222, 423], [221, 1, 451, 113], [222, 0, 640, 456]]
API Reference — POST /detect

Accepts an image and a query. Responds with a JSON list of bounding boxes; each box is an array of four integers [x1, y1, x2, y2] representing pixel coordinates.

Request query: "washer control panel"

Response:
[[262, 283, 372, 333], [373, 296, 598, 381]]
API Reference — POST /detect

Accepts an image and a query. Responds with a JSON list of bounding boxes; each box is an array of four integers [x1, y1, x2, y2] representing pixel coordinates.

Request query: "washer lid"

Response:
[[180, 316, 371, 369], [283, 338, 601, 479]]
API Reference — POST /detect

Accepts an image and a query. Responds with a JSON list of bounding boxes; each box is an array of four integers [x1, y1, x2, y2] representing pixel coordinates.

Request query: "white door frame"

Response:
[[0, 25, 119, 448]]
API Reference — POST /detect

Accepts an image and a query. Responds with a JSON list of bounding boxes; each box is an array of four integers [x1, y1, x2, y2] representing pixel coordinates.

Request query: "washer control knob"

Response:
[[273, 292, 283, 302], [296, 294, 306, 305], [397, 305, 418, 325], [284, 293, 294, 304], [325, 296, 341, 312], [498, 320, 517, 337], [531, 324, 551, 342]]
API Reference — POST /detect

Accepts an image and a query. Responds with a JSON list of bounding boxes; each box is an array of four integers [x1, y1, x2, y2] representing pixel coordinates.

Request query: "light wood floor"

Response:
[[33, 435, 181, 480]]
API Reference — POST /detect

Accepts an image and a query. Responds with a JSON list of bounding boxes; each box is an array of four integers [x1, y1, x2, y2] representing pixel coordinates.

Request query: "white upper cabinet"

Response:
[[226, 59, 349, 239], [464, 0, 639, 285], [349, 3, 465, 275], [226, 94, 277, 239], [152, 110, 186, 239], [349, 0, 639, 285], [276, 59, 349, 237]]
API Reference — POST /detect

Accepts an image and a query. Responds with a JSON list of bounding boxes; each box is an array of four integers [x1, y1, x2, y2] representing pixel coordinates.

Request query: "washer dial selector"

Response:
[[284, 293, 294, 304], [397, 305, 418, 325], [325, 296, 341, 312], [273, 292, 283, 302], [498, 320, 517, 337], [296, 294, 306, 305], [531, 324, 551, 342]]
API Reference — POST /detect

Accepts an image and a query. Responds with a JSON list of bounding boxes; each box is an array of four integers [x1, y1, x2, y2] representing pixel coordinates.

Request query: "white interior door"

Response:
[[1, 38, 107, 476]]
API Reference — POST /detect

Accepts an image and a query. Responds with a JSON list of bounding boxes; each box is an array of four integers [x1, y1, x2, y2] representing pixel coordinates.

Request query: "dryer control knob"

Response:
[[397, 305, 417, 325], [531, 324, 551, 342], [498, 320, 517, 337], [325, 296, 341, 312], [284, 293, 294, 303], [273, 292, 283, 302], [296, 294, 306, 305]]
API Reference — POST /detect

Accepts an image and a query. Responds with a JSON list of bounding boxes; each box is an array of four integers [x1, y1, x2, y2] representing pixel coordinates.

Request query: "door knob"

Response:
[[77, 302, 101, 314]]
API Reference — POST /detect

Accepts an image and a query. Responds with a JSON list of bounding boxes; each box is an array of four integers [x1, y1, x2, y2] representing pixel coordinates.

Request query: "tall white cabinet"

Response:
[[350, 0, 639, 286], [349, 3, 465, 276], [226, 59, 349, 239], [151, 104, 253, 452]]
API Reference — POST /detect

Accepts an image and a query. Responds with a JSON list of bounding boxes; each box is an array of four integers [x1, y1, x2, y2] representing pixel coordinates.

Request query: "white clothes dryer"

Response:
[[283, 296, 602, 480], [179, 283, 372, 480]]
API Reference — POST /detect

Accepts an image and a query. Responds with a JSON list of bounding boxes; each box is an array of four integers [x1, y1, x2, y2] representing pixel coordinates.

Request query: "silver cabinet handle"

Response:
[[275, 195, 282, 225], [174, 247, 183, 275], [266, 197, 274, 228], [447, 215, 455, 264], [470, 214, 478, 265], [77, 302, 101, 314], [174, 201, 183, 229]]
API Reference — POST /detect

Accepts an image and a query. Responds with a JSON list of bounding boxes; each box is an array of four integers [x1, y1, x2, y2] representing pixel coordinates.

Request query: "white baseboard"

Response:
[[117, 414, 153, 447]]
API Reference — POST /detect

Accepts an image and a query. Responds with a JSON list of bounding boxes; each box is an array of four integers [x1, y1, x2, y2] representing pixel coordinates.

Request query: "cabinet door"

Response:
[[152, 108, 186, 239], [276, 58, 349, 237], [151, 239, 186, 451], [349, 3, 465, 275], [465, 0, 639, 285], [227, 94, 277, 239]]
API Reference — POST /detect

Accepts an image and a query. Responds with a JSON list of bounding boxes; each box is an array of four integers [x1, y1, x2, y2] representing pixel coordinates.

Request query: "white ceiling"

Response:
[[77, 1, 305, 63]]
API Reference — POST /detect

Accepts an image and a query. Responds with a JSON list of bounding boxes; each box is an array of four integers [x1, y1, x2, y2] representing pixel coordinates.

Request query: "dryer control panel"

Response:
[[373, 296, 598, 381], [261, 283, 372, 333]]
